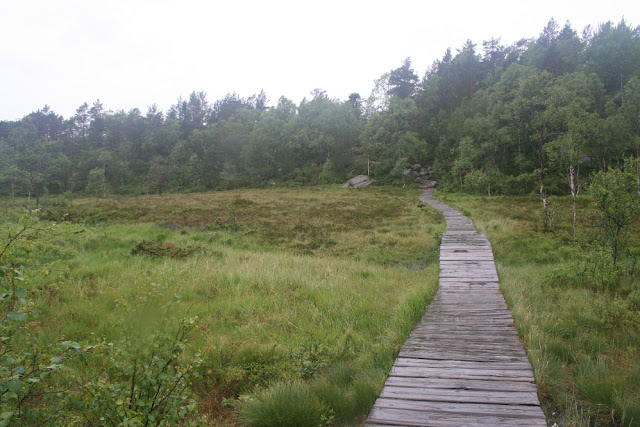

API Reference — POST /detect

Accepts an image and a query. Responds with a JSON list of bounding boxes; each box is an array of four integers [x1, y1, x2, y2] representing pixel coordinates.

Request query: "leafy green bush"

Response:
[[548, 248, 623, 291], [589, 163, 640, 267], [464, 169, 488, 195], [0, 211, 77, 426], [71, 284, 204, 425], [1, 212, 205, 425]]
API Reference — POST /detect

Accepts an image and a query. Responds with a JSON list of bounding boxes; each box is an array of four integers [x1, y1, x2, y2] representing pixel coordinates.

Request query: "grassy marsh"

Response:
[[1, 186, 443, 425]]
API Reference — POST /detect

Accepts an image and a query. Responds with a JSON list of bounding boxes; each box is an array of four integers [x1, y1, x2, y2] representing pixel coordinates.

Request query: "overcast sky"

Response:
[[1, 0, 638, 121]]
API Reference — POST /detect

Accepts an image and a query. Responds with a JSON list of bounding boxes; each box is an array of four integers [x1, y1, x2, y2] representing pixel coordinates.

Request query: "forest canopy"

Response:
[[1, 19, 639, 200]]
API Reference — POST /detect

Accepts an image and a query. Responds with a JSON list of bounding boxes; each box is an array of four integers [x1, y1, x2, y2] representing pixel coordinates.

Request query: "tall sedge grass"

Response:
[[240, 381, 328, 427]]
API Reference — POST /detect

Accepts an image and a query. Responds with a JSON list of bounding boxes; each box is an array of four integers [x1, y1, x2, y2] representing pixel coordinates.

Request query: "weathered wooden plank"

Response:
[[435, 292, 504, 298], [379, 386, 540, 405], [367, 407, 545, 426], [440, 260, 495, 268], [437, 274, 499, 278], [398, 346, 527, 357], [417, 313, 514, 320], [439, 266, 497, 270], [439, 256, 496, 260], [438, 277, 499, 282], [440, 250, 494, 254], [436, 281, 500, 286], [396, 350, 529, 361], [413, 319, 515, 327], [439, 263, 496, 267], [398, 343, 528, 354], [419, 307, 512, 313], [404, 328, 521, 338], [383, 376, 540, 393], [440, 253, 495, 257], [411, 325, 517, 332], [402, 337, 527, 348], [389, 366, 535, 382], [433, 295, 504, 301], [431, 300, 508, 307], [407, 328, 518, 336], [418, 311, 513, 317], [370, 398, 546, 419], [422, 299, 509, 305], [418, 312, 515, 319], [440, 249, 493, 253], [398, 349, 527, 362], [435, 291, 504, 296], [403, 336, 521, 346], [392, 358, 533, 370], [438, 276, 499, 281]]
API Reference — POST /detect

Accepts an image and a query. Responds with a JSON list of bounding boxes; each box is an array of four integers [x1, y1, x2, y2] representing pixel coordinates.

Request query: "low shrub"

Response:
[[131, 239, 198, 259], [71, 284, 205, 425]]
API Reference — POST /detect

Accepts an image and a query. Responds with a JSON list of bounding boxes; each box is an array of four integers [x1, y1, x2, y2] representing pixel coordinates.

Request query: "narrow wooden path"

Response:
[[365, 190, 546, 426]]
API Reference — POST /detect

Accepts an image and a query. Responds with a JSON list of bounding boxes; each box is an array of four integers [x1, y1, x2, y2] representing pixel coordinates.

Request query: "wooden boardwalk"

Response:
[[365, 190, 546, 426]]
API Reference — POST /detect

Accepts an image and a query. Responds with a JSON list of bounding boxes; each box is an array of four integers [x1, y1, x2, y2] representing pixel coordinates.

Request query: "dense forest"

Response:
[[1, 19, 639, 203]]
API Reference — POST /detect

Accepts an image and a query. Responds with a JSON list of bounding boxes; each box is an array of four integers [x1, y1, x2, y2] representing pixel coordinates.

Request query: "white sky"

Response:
[[1, 0, 638, 121]]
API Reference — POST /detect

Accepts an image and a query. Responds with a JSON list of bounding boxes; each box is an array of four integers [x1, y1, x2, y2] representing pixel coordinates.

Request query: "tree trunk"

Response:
[[569, 164, 578, 238], [540, 176, 553, 230], [637, 144, 640, 195], [538, 139, 553, 230], [540, 181, 553, 230]]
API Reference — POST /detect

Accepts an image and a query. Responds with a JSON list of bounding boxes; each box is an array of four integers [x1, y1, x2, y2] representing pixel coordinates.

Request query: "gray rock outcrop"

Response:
[[342, 175, 373, 188], [402, 164, 437, 188]]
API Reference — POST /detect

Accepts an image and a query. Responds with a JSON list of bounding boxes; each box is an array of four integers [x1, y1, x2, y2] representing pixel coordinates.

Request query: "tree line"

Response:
[[1, 19, 639, 205]]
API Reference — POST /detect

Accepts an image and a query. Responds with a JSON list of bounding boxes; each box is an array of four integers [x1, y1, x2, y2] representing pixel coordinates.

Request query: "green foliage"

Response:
[[589, 163, 640, 266], [547, 248, 623, 291], [289, 335, 352, 381], [388, 58, 418, 99], [86, 167, 106, 200], [0, 212, 206, 425], [0, 212, 77, 426], [0, 261, 60, 426], [464, 169, 488, 195], [389, 157, 411, 185], [317, 158, 338, 184], [0, 19, 639, 198], [72, 285, 204, 426]]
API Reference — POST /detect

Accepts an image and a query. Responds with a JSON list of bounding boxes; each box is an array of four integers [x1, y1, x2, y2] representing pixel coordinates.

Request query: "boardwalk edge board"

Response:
[[365, 190, 546, 426]]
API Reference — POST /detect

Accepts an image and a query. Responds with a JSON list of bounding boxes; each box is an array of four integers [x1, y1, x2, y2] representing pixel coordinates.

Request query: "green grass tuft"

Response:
[[241, 381, 328, 427]]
